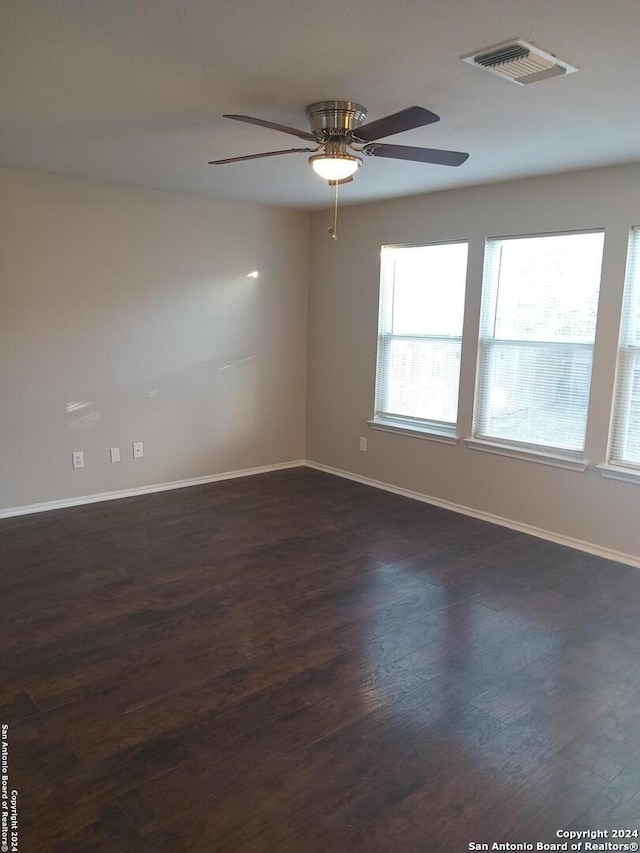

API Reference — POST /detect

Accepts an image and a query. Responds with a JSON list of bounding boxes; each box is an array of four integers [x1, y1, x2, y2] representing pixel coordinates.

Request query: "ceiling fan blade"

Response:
[[353, 106, 440, 142], [208, 147, 316, 165], [364, 143, 469, 166], [223, 114, 316, 142]]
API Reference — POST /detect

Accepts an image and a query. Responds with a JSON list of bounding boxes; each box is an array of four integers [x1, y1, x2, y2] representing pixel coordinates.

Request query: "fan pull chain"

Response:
[[328, 181, 339, 241]]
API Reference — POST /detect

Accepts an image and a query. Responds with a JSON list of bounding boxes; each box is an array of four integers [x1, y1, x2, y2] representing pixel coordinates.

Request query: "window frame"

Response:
[[372, 239, 469, 441], [472, 228, 606, 461], [605, 226, 640, 476]]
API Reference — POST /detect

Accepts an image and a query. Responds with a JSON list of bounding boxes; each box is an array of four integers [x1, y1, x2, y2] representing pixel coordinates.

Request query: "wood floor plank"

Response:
[[560, 686, 640, 781], [395, 625, 560, 697], [49, 804, 141, 853], [136, 691, 505, 850], [382, 598, 526, 676], [568, 751, 640, 829], [469, 652, 628, 725], [425, 755, 606, 851], [119, 661, 431, 835]]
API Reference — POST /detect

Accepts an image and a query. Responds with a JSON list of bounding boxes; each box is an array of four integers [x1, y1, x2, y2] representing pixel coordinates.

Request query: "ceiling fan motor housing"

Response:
[[306, 101, 367, 139]]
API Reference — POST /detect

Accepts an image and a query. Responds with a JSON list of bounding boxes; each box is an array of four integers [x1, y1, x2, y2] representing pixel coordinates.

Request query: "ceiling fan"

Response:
[[208, 101, 469, 184]]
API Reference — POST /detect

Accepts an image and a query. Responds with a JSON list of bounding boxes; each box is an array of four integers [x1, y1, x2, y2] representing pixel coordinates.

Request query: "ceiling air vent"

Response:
[[462, 39, 577, 85]]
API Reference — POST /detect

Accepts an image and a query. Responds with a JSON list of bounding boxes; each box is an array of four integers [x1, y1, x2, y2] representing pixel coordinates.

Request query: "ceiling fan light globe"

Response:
[[309, 154, 361, 182]]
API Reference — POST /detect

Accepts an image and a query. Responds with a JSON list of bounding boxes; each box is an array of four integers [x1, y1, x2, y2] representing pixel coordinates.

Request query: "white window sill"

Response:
[[596, 464, 640, 484], [367, 419, 458, 445], [465, 438, 589, 472]]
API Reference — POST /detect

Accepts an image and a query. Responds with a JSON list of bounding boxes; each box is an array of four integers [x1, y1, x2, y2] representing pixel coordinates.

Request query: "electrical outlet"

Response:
[[132, 441, 144, 459], [110, 446, 121, 463], [72, 451, 85, 469], [359, 437, 368, 452]]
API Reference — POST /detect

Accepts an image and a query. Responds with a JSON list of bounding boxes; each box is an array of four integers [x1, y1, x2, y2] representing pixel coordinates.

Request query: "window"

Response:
[[373, 241, 468, 437], [609, 228, 640, 470], [473, 231, 605, 455]]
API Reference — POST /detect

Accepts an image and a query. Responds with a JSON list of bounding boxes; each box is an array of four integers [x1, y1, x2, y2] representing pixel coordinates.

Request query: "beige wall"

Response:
[[0, 168, 308, 510], [306, 162, 640, 560]]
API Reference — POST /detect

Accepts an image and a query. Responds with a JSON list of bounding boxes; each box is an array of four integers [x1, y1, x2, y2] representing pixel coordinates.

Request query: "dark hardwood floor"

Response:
[[2, 467, 640, 851]]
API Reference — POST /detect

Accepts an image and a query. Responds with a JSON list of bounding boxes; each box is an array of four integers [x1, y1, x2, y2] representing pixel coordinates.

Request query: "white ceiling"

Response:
[[2, 0, 639, 210]]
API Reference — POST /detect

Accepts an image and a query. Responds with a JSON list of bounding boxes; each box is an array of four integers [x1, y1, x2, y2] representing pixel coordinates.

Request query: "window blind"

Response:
[[374, 242, 468, 433], [474, 231, 605, 453], [609, 227, 640, 468]]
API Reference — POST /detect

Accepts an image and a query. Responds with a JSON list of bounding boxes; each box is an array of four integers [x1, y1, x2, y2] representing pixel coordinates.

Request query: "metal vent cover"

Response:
[[462, 39, 577, 85]]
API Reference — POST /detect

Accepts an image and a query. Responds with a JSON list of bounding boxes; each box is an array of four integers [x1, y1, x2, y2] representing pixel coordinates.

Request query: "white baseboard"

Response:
[[305, 460, 640, 570], [0, 460, 306, 519], [4, 457, 638, 569]]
